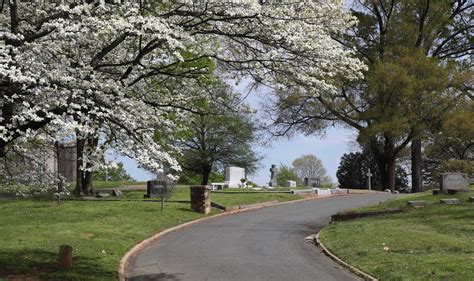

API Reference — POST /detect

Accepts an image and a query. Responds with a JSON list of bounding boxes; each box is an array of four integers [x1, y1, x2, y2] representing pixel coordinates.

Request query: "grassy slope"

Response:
[[0, 186, 300, 280], [120, 185, 300, 206], [320, 188, 474, 281], [86, 181, 146, 189]]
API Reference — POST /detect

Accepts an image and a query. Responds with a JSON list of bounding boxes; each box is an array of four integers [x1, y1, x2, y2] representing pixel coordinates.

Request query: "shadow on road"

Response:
[[127, 272, 183, 281]]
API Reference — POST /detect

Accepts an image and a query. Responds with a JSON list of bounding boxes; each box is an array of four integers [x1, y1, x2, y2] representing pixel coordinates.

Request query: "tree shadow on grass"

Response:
[[0, 249, 117, 280], [175, 208, 196, 213], [164, 200, 190, 204]]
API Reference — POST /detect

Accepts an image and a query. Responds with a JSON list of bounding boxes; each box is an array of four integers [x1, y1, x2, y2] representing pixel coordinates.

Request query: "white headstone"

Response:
[[224, 167, 246, 188], [440, 173, 469, 192], [286, 180, 297, 187]]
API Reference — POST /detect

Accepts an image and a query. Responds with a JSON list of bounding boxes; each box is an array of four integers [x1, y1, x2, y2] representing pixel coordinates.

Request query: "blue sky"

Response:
[[113, 80, 359, 186]]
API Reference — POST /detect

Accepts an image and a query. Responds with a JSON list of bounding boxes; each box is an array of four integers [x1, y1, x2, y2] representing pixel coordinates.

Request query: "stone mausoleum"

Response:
[[224, 167, 246, 188]]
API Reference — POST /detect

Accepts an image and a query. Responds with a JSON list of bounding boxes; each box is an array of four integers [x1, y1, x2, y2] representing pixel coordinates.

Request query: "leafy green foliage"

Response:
[[276, 164, 300, 186], [336, 151, 408, 190], [177, 170, 225, 185], [92, 162, 134, 182], [292, 154, 331, 183], [424, 105, 474, 185], [177, 81, 260, 185]]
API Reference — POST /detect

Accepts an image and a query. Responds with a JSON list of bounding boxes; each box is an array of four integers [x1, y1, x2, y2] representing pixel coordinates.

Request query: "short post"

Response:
[[366, 169, 373, 190], [190, 185, 211, 214], [58, 245, 73, 269]]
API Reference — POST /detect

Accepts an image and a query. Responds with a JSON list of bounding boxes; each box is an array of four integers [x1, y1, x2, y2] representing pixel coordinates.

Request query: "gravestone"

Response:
[[58, 245, 73, 269], [190, 185, 211, 214], [407, 200, 427, 208], [224, 167, 246, 188], [112, 189, 123, 198], [286, 180, 297, 187], [304, 177, 320, 187], [96, 193, 110, 198], [440, 198, 460, 205], [145, 180, 168, 198], [145, 180, 172, 211], [366, 169, 373, 190], [269, 165, 278, 187], [440, 173, 469, 193]]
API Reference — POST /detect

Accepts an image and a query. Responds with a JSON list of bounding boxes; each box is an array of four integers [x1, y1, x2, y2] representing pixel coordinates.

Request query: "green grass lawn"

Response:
[[121, 186, 300, 206], [0, 185, 301, 280], [320, 187, 474, 280], [88, 181, 146, 189]]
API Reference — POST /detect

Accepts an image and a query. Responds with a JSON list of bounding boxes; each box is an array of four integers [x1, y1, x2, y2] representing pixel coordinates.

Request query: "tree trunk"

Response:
[[0, 145, 5, 158], [82, 137, 98, 195], [83, 170, 93, 196], [411, 138, 423, 193], [0, 102, 14, 159], [387, 159, 396, 191], [74, 138, 84, 196], [201, 164, 212, 185], [374, 156, 396, 191]]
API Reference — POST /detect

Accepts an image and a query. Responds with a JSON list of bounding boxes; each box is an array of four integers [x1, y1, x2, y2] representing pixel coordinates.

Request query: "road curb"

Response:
[[118, 193, 354, 280], [314, 231, 378, 281]]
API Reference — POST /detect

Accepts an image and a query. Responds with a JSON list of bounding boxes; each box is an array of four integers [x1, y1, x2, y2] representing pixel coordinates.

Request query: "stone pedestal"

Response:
[[58, 245, 73, 269], [190, 185, 211, 214]]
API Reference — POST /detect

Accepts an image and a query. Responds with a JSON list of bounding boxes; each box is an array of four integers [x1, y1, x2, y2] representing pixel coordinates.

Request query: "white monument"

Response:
[[224, 167, 246, 188], [286, 180, 297, 187]]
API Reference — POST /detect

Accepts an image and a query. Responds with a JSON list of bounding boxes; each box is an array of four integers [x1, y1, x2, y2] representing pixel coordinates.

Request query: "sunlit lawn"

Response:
[[0, 185, 301, 280], [320, 186, 474, 280]]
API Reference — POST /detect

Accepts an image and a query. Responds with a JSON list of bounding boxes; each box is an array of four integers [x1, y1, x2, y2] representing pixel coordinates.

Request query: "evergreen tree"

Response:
[[337, 151, 408, 190]]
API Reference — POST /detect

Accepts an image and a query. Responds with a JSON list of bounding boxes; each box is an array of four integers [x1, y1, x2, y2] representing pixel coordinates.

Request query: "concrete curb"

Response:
[[314, 231, 378, 281], [118, 193, 353, 280]]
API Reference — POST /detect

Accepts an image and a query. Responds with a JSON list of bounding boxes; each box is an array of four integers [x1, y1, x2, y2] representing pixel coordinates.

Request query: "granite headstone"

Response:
[[440, 173, 469, 192]]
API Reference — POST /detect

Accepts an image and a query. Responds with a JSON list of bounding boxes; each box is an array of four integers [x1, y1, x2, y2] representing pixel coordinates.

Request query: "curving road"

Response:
[[127, 194, 394, 281]]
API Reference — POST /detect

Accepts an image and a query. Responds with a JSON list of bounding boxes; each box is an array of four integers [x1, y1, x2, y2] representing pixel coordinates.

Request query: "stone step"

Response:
[[440, 198, 460, 205], [407, 200, 427, 208]]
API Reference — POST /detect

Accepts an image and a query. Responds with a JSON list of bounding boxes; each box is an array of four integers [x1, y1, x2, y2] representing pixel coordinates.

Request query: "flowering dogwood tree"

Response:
[[0, 0, 364, 191]]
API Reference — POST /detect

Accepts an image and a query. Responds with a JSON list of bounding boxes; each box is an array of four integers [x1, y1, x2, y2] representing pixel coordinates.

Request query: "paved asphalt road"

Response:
[[127, 194, 395, 281]]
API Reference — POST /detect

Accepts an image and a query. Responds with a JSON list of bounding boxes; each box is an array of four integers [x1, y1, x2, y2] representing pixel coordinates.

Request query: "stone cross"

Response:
[[269, 164, 278, 187], [366, 169, 373, 190]]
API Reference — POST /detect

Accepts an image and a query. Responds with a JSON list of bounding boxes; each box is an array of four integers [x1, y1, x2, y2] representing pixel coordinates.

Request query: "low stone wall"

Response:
[[290, 189, 314, 195], [331, 208, 403, 222], [211, 190, 292, 194], [314, 188, 331, 195], [330, 189, 348, 195]]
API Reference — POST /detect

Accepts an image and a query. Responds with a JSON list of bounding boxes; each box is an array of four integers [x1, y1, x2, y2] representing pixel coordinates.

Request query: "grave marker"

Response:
[[224, 167, 246, 188], [440, 173, 469, 193], [366, 169, 373, 190], [269, 165, 278, 187]]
